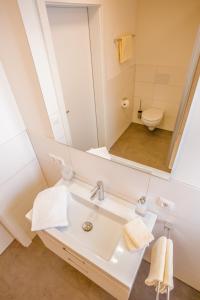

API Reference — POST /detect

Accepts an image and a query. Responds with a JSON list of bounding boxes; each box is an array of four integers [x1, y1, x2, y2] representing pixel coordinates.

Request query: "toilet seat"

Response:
[[142, 108, 163, 122]]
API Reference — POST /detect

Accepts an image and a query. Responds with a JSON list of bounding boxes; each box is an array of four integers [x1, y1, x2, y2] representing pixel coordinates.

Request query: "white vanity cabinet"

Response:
[[27, 179, 157, 300], [38, 231, 130, 300]]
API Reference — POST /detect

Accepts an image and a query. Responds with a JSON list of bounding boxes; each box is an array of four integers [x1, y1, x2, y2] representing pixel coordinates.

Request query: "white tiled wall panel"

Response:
[[0, 132, 36, 185], [146, 176, 200, 290], [0, 63, 25, 144], [0, 159, 47, 246], [133, 64, 186, 131], [69, 147, 150, 202], [0, 63, 47, 251]]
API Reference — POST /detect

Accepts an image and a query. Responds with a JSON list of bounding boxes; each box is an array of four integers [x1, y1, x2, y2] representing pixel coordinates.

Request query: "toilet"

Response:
[[142, 108, 164, 131]]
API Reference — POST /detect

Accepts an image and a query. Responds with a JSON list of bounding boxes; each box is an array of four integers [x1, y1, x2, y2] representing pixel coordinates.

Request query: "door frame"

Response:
[[17, 0, 106, 147], [169, 26, 200, 169]]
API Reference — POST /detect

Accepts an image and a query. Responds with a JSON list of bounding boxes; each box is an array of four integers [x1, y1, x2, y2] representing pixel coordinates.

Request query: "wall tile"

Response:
[[0, 132, 36, 185], [106, 67, 135, 148], [29, 133, 71, 186], [154, 84, 183, 103], [0, 63, 25, 145], [146, 175, 200, 290], [156, 65, 187, 86], [0, 159, 47, 246], [134, 82, 154, 99], [133, 64, 186, 131], [135, 64, 156, 83], [69, 147, 150, 202]]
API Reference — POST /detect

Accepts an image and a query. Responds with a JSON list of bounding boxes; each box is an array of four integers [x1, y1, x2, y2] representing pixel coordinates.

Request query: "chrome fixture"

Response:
[[82, 221, 93, 232], [90, 181, 104, 201]]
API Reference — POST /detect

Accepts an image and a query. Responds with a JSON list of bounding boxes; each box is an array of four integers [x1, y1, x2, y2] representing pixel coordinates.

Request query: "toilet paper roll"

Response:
[[121, 99, 130, 109]]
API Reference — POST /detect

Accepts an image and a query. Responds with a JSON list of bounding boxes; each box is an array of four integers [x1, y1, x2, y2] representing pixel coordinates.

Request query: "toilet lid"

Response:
[[142, 108, 163, 122]]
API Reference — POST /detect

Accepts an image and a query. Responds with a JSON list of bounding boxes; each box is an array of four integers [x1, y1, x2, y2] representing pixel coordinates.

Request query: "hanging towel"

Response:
[[160, 239, 174, 294], [31, 185, 70, 231], [87, 147, 111, 160], [145, 236, 167, 288], [117, 35, 133, 64], [124, 217, 154, 250]]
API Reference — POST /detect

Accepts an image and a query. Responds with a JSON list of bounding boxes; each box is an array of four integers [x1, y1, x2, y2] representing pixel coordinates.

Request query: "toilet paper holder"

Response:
[[121, 98, 130, 109]]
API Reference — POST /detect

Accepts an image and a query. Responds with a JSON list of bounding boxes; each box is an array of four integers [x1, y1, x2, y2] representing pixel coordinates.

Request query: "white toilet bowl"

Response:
[[142, 108, 164, 131]]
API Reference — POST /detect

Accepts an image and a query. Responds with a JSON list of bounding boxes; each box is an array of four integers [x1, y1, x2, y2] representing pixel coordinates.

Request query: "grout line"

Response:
[[0, 158, 37, 187], [0, 129, 27, 147]]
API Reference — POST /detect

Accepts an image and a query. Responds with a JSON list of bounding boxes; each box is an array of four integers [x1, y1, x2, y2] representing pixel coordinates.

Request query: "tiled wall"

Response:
[[30, 132, 200, 291], [132, 64, 186, 131], [106, 66, 135, 148], [0, 63, 47, 251]]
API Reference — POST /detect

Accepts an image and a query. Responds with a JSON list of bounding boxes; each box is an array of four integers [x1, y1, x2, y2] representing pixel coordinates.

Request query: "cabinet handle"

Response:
[[68, 258, 88, 274], [63, 247, 85, 264]]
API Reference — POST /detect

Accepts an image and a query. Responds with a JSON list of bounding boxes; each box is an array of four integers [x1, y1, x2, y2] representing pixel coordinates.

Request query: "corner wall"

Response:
[[132, 0, 200, 131], [0, 1, 48, 251], [102, 0, 137, 148]]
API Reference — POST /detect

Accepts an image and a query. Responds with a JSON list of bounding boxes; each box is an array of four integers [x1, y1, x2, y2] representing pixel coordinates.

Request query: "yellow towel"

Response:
[[160, 239, 174, 294], [145, 236, 167, 287], [118, 35, 133, 64], [124, 217, 154, 250]]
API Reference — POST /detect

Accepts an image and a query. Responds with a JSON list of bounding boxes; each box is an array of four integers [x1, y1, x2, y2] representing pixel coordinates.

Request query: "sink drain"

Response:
[[82, 221, 93, 232]]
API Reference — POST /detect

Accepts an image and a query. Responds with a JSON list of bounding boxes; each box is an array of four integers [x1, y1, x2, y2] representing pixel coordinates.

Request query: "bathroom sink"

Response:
[[57, 193, 127, 260]]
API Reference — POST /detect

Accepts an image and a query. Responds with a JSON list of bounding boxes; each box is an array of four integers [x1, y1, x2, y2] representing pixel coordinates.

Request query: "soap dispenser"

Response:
[[49, 153, 74, 183]]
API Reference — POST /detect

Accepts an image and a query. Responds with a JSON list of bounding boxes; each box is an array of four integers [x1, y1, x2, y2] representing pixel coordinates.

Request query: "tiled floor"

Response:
[[0, 237, 200, 300], [110, 123, 173, 172]]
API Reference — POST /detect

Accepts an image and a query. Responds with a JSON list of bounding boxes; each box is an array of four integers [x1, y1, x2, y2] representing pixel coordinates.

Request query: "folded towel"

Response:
[[160, 239, 174, 294], [145, 236, 167, 287], [124, 217, 154, 250], [118, 35, 133, 64], [31, 185, 70, 231], [87, 147, 111, 160]]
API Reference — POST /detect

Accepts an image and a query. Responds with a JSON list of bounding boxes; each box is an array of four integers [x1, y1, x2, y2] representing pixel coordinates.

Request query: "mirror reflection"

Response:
[[44, 2, 200, 173]]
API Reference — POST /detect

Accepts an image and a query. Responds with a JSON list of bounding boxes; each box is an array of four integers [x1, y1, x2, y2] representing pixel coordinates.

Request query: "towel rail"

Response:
[[155, 223, 173, 300]]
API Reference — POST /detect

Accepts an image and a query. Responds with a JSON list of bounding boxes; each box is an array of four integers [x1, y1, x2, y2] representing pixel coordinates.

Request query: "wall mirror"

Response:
[[18, 0, 200, 177]]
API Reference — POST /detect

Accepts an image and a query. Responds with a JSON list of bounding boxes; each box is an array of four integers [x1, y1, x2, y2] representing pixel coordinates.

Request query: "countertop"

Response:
[[26, 178, 157, 290]]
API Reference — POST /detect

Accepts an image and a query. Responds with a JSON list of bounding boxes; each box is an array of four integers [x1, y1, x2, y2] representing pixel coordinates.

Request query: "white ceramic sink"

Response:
[[57, 193, 127, 260]]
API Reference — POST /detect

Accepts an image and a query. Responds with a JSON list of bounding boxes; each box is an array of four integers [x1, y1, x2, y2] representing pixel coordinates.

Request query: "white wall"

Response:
[[0, 63, 47, 249], [132, 0, 200, 131], [102, 0, 137, 148]]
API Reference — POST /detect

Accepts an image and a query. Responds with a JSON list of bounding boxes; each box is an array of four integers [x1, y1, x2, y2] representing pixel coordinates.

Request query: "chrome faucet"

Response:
[[90, 181, 104, 201]]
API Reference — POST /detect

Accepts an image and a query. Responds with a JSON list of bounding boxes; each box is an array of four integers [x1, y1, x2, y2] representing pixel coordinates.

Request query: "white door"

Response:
[[47, 6, 98, 151]]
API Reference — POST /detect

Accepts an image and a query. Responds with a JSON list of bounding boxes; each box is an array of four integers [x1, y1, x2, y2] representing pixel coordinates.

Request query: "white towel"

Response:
[[145, 236, 167, 287], [160, 239, 174, 293], [87, 147, 111, 160], [124, 217, 154, 250], [117, 35, 133, 64], [31, 185, 70, 231]]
